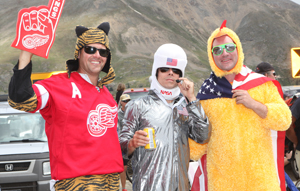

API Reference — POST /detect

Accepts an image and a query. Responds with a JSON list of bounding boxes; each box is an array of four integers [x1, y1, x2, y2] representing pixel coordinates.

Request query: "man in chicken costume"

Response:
[[189, 20, 291, 191]]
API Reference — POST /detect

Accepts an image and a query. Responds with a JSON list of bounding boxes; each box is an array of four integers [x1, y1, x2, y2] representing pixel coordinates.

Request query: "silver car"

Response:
[[0, 95, 50, 191]]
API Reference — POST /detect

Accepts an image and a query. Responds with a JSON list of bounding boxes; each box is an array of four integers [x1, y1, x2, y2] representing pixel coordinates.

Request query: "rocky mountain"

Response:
[[1, 0, 300, 95]]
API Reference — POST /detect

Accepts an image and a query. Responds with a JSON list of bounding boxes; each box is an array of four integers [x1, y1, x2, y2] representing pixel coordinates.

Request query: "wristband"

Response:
[[188, 99, 199, 106]]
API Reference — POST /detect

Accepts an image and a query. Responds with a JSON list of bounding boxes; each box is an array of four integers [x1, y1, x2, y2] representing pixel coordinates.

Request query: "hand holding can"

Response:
[[143, 127, 156, 150]]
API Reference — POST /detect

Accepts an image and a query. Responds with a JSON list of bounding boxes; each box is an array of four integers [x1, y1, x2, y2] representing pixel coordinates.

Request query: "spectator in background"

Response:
[[116, 83, 125, 104], [284, 93, 293, 101], [255, 61, 277, 79], [117, 94, 131, 191]]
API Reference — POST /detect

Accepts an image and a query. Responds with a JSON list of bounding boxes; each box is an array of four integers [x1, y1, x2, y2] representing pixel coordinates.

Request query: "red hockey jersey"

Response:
[[32, 72, 123, 180]]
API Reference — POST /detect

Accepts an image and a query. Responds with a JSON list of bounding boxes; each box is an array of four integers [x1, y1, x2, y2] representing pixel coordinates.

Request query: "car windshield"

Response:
[[126, 92, 149, 100], [0, 113, 46, 143]]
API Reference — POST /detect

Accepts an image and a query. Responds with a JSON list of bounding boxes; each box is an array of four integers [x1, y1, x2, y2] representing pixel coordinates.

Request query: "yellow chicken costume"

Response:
[[189, 21, 291, 191]]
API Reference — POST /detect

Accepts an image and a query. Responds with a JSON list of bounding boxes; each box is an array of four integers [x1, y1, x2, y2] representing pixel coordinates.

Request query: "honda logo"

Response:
[[5, 164, 13, 171]]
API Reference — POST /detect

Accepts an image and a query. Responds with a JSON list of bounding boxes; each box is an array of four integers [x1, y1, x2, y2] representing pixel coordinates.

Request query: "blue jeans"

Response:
[[285, 171, 298, 191]]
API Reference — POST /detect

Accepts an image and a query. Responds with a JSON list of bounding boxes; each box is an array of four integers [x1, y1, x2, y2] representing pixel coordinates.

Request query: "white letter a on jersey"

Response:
[[71, 82, 82, 99]]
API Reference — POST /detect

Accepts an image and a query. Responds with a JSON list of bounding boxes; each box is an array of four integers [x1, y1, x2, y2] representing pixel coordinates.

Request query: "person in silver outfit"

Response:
[[119, 43, 210, 191]]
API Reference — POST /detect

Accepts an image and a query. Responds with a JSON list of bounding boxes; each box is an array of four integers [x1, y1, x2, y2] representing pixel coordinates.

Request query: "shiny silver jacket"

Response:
[[117, 108, 125, 135], [119, 90, 210, 191]]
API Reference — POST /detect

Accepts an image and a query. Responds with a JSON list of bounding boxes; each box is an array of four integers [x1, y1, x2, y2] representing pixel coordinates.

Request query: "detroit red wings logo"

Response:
[[87, 104, 117, 137], [23, 34, 49, 49]]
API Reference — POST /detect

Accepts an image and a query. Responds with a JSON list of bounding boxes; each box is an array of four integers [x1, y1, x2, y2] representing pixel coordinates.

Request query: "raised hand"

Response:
[[11, 0, 65, 59], [177, 78, 197, 102]]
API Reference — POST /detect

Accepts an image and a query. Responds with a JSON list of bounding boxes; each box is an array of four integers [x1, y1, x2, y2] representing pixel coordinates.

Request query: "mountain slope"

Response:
[[0, 0, 300, 94]]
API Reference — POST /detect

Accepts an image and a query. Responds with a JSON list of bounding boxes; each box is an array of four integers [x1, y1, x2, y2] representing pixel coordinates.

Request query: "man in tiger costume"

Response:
[[8, 22, 123, 191]]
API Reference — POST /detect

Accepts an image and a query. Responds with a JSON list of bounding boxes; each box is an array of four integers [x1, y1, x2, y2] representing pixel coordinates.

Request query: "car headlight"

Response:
[[43, 161, 51, 175]]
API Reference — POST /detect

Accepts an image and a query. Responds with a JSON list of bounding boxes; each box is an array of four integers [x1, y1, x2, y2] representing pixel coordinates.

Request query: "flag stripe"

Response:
[[197, 65, 273, 101], [190, 154, 208, 191]]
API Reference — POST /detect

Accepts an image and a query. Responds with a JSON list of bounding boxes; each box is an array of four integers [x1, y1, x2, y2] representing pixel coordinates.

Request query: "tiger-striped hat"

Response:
[[66, 22, 111, 77]]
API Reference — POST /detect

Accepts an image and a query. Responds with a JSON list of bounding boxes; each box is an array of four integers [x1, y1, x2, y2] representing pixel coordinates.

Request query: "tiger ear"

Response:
[[75, 25, 89, 37], [97, 22, 110, 35]]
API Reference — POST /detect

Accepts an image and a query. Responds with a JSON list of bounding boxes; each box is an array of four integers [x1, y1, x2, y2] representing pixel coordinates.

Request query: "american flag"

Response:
[[188, 154, 208, 191], [197, 66, 273, 100], [166, 58, 177, 66], [177, 105, 189, 116], [197, 72, 232, 100]]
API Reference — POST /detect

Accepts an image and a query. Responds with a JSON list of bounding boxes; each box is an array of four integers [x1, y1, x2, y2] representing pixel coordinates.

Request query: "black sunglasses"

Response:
[[159, 67, 182, 75], [266, 71, 276, 76], [84, 46, 110, 57], [122, 99, 131, 103]]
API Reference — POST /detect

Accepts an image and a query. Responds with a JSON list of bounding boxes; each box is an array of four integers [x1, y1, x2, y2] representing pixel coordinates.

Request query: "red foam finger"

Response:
[[22, 13, 31, 31], [48, 0, 65, 29], [30, 10, 38, 30], [38, 10, 48, 21], [11, 0, 65, 59]]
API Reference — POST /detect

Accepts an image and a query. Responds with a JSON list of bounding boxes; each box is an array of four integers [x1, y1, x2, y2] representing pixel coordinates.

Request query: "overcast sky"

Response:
[[290, 0, 300, 5]]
